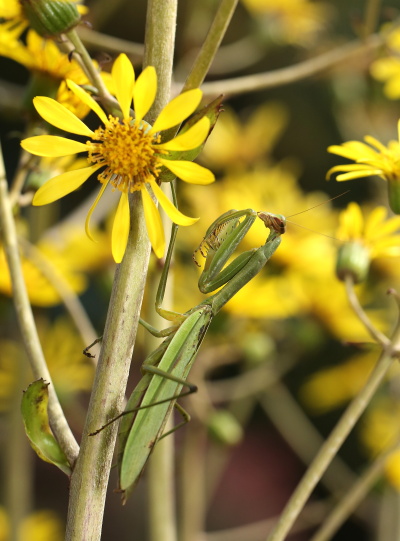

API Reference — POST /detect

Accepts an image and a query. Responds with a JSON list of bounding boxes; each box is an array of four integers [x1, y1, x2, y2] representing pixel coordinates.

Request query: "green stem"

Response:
[[0, 143, 79, 465], [265, 344, 399, 541], [142, 2, 178, 541], [183, 0, 239, 91], [65, 192, 152, 541]]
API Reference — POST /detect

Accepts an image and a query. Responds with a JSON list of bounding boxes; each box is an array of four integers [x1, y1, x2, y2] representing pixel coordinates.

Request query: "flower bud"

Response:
[[207, 410, 243, 446], [20, 0, 80, 37], [388, 179, 400, 215], [336, 241, 370, 283]]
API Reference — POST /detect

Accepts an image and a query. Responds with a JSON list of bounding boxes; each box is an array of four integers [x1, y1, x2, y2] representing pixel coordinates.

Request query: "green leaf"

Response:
[[159, 95, 224, 182], [21, 379, 72, 476]]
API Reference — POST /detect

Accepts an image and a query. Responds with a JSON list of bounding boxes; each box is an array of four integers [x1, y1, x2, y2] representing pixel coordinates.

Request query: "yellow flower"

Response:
[[21, 54, 215, 263], [327, 125, 400, 184], [327, 124, 400, 213], [337, 203, 400, 259], [370, 27, 400, 100]]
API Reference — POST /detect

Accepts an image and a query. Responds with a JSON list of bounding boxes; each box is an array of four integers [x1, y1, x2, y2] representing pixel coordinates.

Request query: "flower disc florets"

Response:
[[87, 117, 164, 193]]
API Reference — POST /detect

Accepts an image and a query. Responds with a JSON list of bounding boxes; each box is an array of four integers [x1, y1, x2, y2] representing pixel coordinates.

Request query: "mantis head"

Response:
[[257, 212, 286, 236]]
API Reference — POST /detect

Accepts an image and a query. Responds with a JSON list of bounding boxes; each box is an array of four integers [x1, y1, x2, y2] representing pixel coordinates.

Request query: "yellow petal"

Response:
[[33, 97, 94, 137], [134, 66, 157, 124], [148, 179, 199, 226], [364, 206, 387, 239], [21, 135, 87, 157], [112, 192, 130, 263], [157, 117, 210, 151], [158, 158, 215, 185], [335, 170, 383, 181], [32, 165, 101, 206], [67, 79, 108, 125], [112, 53, 135, 120], [85, 179, 109, 241], [141, 186, 165, 258], [151, 88, 202, 133]]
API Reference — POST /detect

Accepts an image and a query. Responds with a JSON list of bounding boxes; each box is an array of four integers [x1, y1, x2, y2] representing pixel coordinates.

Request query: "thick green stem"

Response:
[[65, 192, 151, 541], [0, 144, 79, 465], [142, 2, 178, 540], [183, 0, 239, 91]]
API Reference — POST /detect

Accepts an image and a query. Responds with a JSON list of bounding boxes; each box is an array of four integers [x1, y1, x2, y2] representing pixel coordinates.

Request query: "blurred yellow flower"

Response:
[[0, 317, 94, 409], [337, 202, 400, 258], [21, 54, 214, 262], [360, 398, 400, 490], [241, 0, 332, 46], [0, 507, 63, 541], [0, 28, 101, 118], [370, 27, 400, 100], [200, 102, 288, 171]]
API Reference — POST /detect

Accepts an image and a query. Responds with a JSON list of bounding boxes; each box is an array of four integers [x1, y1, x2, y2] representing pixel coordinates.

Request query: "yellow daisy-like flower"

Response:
[[327, 123, 400, 184], [21, 54, 214, 263], [337, 202, 400, 259], [327, 123, 400, 213], [370, 27, 400, 100]]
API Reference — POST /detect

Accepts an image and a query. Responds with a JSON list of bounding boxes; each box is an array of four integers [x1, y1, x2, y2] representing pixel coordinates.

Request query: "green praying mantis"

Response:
[[89, 204, 286, 503]]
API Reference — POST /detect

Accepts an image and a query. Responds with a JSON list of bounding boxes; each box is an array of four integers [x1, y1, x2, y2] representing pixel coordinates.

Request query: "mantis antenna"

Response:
[[286, 190, 350, 219]]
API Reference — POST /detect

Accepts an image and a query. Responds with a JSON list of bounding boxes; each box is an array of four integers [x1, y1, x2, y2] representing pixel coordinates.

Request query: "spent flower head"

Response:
[[21, 54, 215, 263], [327, 122, 400, 213]]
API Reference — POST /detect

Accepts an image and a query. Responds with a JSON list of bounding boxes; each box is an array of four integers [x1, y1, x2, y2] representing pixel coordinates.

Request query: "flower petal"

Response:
[[32, 165, 101, 206], [158, 158, 215, 185], [133, 66, 157, 124], [112, 53, 135, 120], [21, 135, 87, 157], [335, 170, 383, 181], [112, 192, 130, 263], [67, 79, 108, 125], [33, 96, 94, 137], [85, 179, 109, 241], [148, 179, 199, 226], [150, 89, 202, 134], [157, 117, 210, 151], [141, 186, 165, 258]]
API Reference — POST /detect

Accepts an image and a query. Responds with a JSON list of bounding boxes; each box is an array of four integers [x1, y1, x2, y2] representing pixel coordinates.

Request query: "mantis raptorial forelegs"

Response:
[[90, 206, 285, 502]]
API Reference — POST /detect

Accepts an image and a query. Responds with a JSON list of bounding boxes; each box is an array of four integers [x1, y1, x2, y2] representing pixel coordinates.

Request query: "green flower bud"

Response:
[[207, 410, 243, 446], [388, 179, 400, 215], [20, 0, 80, 37], [336, 241, 370, 284]]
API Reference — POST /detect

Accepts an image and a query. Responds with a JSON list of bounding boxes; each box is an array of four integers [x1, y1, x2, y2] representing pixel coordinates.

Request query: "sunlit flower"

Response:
[[327, 125, 400, 184], [240, 0, 332, 46], [337, 203, 400, 258], [21, 54, 215, 262], [327, 123, 400, 213]]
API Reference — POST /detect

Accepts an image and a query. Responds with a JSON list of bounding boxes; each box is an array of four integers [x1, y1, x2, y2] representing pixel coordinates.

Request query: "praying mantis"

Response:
[[90, 206, 286, 503]]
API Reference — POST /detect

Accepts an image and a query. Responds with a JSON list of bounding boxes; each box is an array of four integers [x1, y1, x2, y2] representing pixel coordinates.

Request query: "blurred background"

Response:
[[1, 0, 400, 539]]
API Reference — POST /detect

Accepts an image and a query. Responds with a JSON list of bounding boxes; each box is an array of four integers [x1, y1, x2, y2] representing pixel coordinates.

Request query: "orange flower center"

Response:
[[86, 116, 164, 192]]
